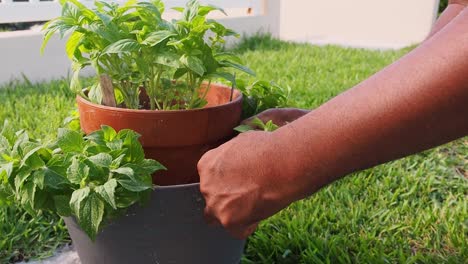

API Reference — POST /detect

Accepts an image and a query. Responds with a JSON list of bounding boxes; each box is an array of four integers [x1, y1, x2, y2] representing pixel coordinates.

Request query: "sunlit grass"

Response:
[[0, 36, 466, 263]]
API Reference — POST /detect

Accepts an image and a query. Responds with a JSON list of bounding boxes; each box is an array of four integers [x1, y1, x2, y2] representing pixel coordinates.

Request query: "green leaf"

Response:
[[95, 179, 117, 209], [46, 154, 72, 176], [22, 145, 46, 170], [155, 52, 180, 68], [172, 7, 184, 12], [206, 72, 236, 84], [138, 159, 166, 175], [118, 177, 153, 192], [234, 124, 255, 133], [70, 64, 82, 94], [95, 12, 112, 26], [33, 169, 45, 189], [78, 192, 105, 241], [251, 117, 267, 130], [185, 0, 200, 21], [173, 68, 188, 79], [86, 23, 120, 43], [53, 195, 72, 217], [87, 82, 103, 105], [264, 120, 280, 132], [70, 186, 90, 216], [115, 187, 139, 208], [21, 181, 36, 209], [66, 31, 84, 59], [1, 120, 16, 146], [112, 167, 134, 178], [14, 166, 33, 193], [102, 39, 141, 54], [40, 18, 61, 55], [60, 0, 87, 10], [88, 153, 113, 168], [198, 5, 227, 16], [117, 130, 144, 163], [180, 55, 206, 76], [141, 30, 176, 46], [236, 118, 279, 133], [44, 167, 70, 189], [220, 61, 256, 76], [12, 130, 29, 155], [67, 156, 89, 185], [32, 188, 52, 211], [102, 125, 117, 142], [85, 130, 106, 145], [0, 135, 10, 152], [106, 139, 123, 151], [0, 162, 13, 180], [136, 2, 163, 20], [108, 149, 127, 160], [215, 52, 243, 64], [57, 128, 85, 153], [21, 142, 41, 159], [110, 154, 125, 169]]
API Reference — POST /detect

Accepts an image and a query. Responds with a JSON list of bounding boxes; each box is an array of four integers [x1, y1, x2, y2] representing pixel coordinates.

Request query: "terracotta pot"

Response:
[[77, 84, 242, 186], [65, 183, 246, 264]]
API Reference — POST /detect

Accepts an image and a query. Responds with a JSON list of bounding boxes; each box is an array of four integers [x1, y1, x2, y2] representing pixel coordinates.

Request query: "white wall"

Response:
[[1, 30, 74, 85], [278, 0, 439, 49]]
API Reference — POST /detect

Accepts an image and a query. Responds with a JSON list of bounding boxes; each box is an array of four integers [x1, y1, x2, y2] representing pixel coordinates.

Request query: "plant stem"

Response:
[[154, 69, 163, 110], [200, 80, 211, 102]]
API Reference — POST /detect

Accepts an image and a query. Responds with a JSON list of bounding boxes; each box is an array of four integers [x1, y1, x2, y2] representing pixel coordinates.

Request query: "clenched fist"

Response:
[[198, 130, 299, 239]]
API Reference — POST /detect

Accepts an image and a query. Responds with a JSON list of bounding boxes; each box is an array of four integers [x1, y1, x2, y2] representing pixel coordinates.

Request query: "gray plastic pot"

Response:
[[64, 183, 245, 264]]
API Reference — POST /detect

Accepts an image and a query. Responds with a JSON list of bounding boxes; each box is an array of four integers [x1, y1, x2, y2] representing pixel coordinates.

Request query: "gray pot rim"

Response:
[[154, 182, 200, 190]]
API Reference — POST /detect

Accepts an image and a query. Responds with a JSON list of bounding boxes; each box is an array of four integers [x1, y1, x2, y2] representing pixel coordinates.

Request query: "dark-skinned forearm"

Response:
[[272, 8, 468, 201]]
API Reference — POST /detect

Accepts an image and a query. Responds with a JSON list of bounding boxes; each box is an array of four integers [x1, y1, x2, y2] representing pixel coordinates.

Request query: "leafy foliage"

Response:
[[237, 80, 290, 119], [42, 0, 254, 110], [0, 121, 165, 240]]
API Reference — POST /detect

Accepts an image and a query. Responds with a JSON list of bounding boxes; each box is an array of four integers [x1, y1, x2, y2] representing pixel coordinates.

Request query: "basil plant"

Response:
[[42, 0, 255, 110]]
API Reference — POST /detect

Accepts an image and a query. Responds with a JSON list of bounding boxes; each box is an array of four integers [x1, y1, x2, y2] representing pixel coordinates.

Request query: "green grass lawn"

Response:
[[1, 36, 467, 263]]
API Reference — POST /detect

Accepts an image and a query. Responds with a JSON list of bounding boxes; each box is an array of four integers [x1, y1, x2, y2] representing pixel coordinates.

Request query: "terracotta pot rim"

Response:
[[77, 84, 243, 114]]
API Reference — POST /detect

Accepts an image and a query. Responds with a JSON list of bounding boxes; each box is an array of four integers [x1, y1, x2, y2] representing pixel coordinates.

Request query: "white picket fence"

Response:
[[0, 0, 440, 84]]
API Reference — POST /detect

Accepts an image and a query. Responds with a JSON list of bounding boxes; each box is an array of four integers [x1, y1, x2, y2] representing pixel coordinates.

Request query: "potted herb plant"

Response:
[[0, 0, 291, 263]]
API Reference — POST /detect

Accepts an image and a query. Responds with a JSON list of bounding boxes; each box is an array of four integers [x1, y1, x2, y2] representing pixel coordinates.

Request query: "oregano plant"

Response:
[[0, 120, 165, 240], [41, 0, 255, 110]]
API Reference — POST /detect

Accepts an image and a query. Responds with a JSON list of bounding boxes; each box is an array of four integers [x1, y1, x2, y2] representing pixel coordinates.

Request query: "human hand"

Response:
[[243, 108, 310, 128], [198, 131, 300, 239]]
